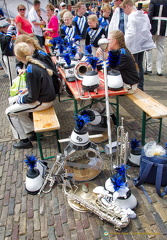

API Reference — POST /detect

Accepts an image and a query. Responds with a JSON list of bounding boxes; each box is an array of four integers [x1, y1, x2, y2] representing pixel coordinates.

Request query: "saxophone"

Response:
[[64, 185, 130, 231]]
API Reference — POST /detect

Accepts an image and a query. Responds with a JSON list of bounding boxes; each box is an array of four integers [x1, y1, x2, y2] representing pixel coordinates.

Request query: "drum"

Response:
[[64, 143, 103, 181]]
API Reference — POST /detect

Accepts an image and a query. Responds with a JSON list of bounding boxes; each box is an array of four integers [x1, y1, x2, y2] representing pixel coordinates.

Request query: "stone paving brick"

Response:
[[75, 220, 87, 240], [81, 212, 90, 229], [62, 223, 71, 239], [8, 197, 15, 215], [52, 196, 60, 215], [33, 195, 40, 211], [152, 212, 167, 235], [34, 211, 40, 231], [40, 215, 48, 238], [0, 184, 5, 200], [89, 216, 101, 239], [16, 173, 22, 188], [60, 204, 68, 224], [54, 214, 63, 237], [0, 226, 5, 240], [11, 171, 17, 184], [34, 231, 41, 240], [3, 190, 10, 206], [47, 208, 55, 226], [10, 184, 16, 199], [0, 165, 3, 178], [21, 196, 27, 213], [14, 203, 21, 222], [6, 176, 12, 191], [27, 199, 34, 219], [5, 215, 13, 237], [27, 218, 34, 239], [0, 206, 8, 226], [12, 223, 21, 240], [67, 208, 76, 231], [19, 212, 27, 235], [1, 171, 7, 185], [48, 226, 56, 240], [84, 228, 95, 240], [153, 202, 167, 223]]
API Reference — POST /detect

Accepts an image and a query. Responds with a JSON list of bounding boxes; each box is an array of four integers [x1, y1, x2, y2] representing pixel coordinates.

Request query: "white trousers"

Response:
[[3, 55, 17, 86], [5, 97, 53, 140], [145, 35, 165, 74]]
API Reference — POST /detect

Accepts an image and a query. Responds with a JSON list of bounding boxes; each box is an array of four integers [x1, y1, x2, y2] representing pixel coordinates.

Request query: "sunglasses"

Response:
[[19, 9, 26, 11]]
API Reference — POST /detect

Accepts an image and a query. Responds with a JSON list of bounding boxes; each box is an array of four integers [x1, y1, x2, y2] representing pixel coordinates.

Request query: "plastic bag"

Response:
[[144, 141, 166, 157], [10, 73, 26, 97]]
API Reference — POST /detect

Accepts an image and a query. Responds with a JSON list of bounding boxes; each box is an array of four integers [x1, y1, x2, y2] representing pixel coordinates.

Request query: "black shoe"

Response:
[[144, 71, 152, 75], [111, 114, 117, 125], [13, 140, 33, 149], [157, 73, 163, 76]]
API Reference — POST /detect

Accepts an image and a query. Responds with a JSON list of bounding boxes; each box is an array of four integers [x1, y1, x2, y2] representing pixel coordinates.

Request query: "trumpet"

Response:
[[116, 117, 129, 167], [38, 154, 64, 194]]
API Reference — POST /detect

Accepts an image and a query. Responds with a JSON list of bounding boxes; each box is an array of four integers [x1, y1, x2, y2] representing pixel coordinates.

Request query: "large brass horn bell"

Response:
[[74, 62, 92, 81]]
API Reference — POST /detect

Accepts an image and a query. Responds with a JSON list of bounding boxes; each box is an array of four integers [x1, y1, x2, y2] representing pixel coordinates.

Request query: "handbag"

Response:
[[134, 149, 167, 197], [10, 73, 26, 97]]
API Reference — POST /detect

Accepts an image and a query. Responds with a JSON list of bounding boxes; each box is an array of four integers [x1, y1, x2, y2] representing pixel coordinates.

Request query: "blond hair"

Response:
[[121, 0, 134, 8], [109, 30, 139, 72], [76, 2, 85, 12], [101, 4, 112, 11], [109, 30, 126, 49], [14, 42, 53, 76], [17, 4, 26, 11], [87, 14, 98, 23], [15, 34, 42, 50], [63, 11, 73, 19], [46, 3, 55, 12]]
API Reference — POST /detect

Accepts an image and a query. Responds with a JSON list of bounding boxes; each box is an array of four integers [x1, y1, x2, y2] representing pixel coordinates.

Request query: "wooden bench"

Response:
[[33, 106, 61, 160], [127, 88, 167, 145]]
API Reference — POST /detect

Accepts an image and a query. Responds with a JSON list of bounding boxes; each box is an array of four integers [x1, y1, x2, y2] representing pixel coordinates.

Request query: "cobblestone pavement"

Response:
[[0, 47, 167, 240]]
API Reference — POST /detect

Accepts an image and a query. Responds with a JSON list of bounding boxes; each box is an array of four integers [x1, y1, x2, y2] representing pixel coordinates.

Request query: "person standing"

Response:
[[0, 17, 17, 86], [15, 4, 34, 36], [145, 0, 167, 76], [85, 14, 106, 56], [28, 0, 45, 47], [43, 4, 59, 39], [108, 0, 128, 36], [58, 2, 67, 20], [121, 0, 155, 91], [73, 2, 88, 50], [99, 4, 112, 36]]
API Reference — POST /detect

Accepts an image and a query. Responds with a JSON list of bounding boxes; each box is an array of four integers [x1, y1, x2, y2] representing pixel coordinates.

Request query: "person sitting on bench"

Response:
[[97, 30, 140, 94], [5, 42, 56, 149]]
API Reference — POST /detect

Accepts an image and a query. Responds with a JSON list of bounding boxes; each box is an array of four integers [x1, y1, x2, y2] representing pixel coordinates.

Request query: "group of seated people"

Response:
[[4, 29, 140, 150], [0, 0, 154, 150]]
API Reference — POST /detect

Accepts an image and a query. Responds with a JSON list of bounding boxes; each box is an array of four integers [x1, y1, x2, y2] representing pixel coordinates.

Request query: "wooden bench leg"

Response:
[[142, 111, 146, 146]]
